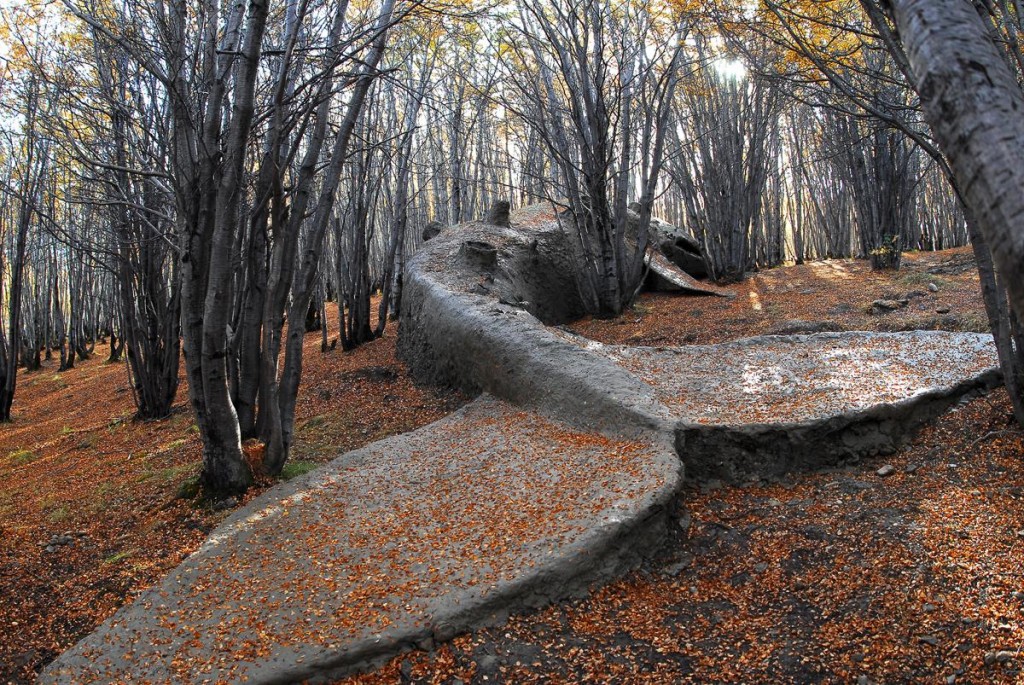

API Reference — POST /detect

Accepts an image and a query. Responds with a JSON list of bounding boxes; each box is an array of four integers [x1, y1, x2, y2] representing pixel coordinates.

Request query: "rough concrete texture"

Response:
[[562, 330, 1000, 481], [40, 396, 681, 684], [44, 202, 1001, 683], [397, 203, 678, 438]]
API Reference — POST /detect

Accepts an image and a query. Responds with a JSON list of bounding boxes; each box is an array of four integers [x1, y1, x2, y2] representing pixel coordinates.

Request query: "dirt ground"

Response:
[[569, 247, 987, 347], [5, 248, 1023, 684]]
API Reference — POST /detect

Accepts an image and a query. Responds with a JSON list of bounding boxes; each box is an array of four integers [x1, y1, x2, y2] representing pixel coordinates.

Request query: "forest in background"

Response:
[[1, 0, 1023, 497]]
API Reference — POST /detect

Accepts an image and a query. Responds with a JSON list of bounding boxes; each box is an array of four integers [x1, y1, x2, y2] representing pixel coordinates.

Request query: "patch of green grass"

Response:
[[135, 463, 192, 486], [280, 460, 319, 481], [103, 550, 131, 565], [176, 475, 202, 500], [631, 303, 652, 316], [7, 449, 37, 465], [898, 272, 952, 289], [59, 424, 74, 436], [299, 415, 328, 431], [47, 505, 70, 523], [158, 464, 192, 483], [164, 438, 187, 452], [86, 482, 116, 514]]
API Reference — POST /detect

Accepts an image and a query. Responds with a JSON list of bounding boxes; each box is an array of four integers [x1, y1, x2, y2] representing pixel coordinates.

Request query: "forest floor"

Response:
[[5, 247, 1024, 684], [0, 311, 466, 684], [335, 249, 1024, 684]]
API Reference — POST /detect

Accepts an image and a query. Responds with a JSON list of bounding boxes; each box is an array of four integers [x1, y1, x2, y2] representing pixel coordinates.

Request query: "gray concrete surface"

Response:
[[42, 203, 1001, 683], [40, 397, 681, 684]]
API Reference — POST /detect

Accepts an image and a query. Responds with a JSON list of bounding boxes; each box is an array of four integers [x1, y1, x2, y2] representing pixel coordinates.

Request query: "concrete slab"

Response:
[[40, 396, 680, 684], [558, 330, 1000, 481], [645, 248, 736, 298]]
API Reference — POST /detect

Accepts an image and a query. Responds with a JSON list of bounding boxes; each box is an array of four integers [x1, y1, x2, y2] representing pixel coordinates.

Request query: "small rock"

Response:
[[851, 653, 865, 663], [970, 489, 982, 496], [700, 479, 723, 494], [754, 562, 769, 573], [663, 554, 694, 576], [767, 319, 839, 335], [945, 675, 955, 685], [877, 465, 896, 477], [44, 546, 55, 554], [986, 650, 1015, 665], [929, 282, 940, 293], [212, 497, 239, 512], [729, 571, 751, 587], [871, 299, 908, 313], [398, 659, 414, 679], [919, 635, 939, 646], [923, 604, 937, 613], [766, 498, 783, 508], [1012, 591, 1024, 601], [677, 511, 692, 534], [936, 307, 951, 314], [1016, 529, 1024, 539], [904, 290, 928, 300], [857, 675, 871, 685], [905, 464, 920, 474]]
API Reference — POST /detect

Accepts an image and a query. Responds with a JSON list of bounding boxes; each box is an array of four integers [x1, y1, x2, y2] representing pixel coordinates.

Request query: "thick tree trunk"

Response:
[[892, 0, 1024, 324]]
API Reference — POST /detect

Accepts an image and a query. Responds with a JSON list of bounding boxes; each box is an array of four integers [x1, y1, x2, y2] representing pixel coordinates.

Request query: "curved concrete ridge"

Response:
[[396, 205, 1000, 480], [42, 203, 1000, 683], [40, 397, 681, 684], [397, 206, 677, 439]]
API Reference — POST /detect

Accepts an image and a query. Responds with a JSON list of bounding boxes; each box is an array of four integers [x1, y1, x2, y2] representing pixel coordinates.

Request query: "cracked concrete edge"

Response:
[[675, 364, 1002, 483]]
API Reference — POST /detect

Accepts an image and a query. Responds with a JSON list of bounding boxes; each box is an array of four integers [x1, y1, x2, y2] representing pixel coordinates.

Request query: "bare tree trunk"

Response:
[[262, 0, 396, 475], [891, 0, 1024, 323]]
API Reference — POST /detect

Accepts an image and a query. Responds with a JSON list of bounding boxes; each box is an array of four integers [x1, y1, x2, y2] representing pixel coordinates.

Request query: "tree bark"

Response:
[[892, 0, 1024, 323]]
